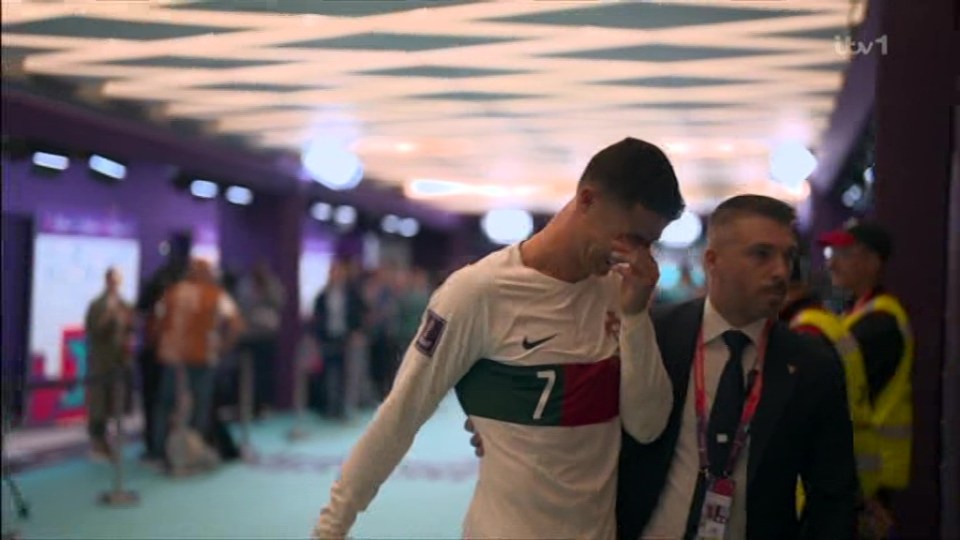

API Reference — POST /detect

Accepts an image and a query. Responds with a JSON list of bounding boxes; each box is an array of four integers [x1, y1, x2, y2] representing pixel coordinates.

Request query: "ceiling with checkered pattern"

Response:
[[1, 0, 862, 215]]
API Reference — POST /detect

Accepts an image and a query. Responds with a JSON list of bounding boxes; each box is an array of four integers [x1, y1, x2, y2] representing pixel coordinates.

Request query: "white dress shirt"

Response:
[[641, 298, 768, 540]]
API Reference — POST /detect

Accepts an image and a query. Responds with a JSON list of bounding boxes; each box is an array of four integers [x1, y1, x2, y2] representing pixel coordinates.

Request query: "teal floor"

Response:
[[2, 395, 477, 539]]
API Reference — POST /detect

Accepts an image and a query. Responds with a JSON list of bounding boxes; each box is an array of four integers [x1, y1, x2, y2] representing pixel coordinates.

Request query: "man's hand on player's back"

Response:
[[465, 419, 484, 457]]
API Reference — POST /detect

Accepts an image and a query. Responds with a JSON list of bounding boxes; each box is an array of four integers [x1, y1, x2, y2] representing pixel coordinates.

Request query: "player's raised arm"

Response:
[[611, 239, 672, 443], [313, 269, 492, 539]]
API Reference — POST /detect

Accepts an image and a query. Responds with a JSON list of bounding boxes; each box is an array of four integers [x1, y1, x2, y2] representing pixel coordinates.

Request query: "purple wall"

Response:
[[804, 0, 884, 269], [871, 0, 956, 533], [944, 106, 960, 540], [2, 89, 464, 232], [806, 0, 882, 195], [302, 218, 336, 247], [1, 213, 31, 404], [2, 157, 218, 280], [1, 156, 220, 386], [219, 192, 306, 408]]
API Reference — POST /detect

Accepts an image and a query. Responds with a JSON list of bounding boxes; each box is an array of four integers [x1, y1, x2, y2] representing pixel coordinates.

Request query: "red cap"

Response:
[[817, 229, 857, 248], [818, 222, 892, 260]]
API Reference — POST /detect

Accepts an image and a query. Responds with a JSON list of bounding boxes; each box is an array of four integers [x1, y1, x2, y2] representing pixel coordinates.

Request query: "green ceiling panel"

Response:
[[103, 56, 285, 69], [174, 0, 475, 17], [358, 65, 527, 78], [2, 16, 239, 41], [544, 44, 784, 63], [482, 3, 802, 30], [593, 75, 751, 88], [278, 32, 517, 51], [414, 91, 540, 102]]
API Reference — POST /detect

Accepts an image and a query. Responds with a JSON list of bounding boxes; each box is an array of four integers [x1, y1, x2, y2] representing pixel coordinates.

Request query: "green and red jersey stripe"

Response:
[[455, 356, 620, 427]]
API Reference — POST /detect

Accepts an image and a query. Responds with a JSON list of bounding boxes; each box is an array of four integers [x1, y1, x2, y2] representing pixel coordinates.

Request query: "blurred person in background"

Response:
[[781, 253, 881, 536], [365, 266, 399, 402], [395, 266, 432, 356], [152, 258, 244, 471], [136, 238, 189, 462], [311, 259, 366, 420], [821, 222, 914, 538], [237, 259, 286, 418], [84, 267, 136, 460]]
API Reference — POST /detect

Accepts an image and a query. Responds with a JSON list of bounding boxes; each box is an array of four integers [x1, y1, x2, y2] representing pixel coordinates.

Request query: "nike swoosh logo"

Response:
[[522, 334, 557, 350]]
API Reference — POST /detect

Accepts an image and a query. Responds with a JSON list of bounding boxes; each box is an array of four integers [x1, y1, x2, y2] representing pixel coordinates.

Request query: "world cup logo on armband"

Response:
[[415, 309, 447, 358]]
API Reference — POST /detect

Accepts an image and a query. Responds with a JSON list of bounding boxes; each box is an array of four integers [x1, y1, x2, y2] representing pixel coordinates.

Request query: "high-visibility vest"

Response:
[[790, 307, 881, 515], [844, 294, 914, 490]]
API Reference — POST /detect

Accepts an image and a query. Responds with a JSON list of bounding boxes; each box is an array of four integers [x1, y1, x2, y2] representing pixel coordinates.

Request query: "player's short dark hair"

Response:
[[578, 137, 684, 220], [708, 194, 796, 232]]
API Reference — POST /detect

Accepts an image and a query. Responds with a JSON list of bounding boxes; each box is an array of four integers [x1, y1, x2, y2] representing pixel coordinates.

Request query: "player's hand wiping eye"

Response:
[[611, 238, 659, 315]]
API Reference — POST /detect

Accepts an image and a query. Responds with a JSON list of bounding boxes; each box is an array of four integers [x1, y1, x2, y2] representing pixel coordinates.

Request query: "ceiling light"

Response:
[[89, 154, 126, 180], [769, 141, 817, 190], [334, 205, 357, 226], [783, 179, 812, 199], [408, 179, 470, 197], [407, 179, 540, 199], [32, 151, 69, 171], [658, 211, 703, 249], [190, 179, 218, 199], [481, 209, 534, 246], [311, 202, 332, 221], [665, 142, 691, 155], [841, 184, 863, 208], [398, 218, 420, 238], [302, 139, 363, 191], [381, 214, 400, 234], [225, 185, 253, 206]]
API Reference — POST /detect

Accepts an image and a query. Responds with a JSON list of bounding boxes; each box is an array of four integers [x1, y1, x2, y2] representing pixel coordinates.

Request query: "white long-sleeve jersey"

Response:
[[314, 244, 672, 539]]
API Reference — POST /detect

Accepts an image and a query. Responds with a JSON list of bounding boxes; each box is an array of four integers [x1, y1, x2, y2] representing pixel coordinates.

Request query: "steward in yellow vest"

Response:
[[842, 291, 913, 490], [820, 222, 913, 536], [780, 270, 879, 517]]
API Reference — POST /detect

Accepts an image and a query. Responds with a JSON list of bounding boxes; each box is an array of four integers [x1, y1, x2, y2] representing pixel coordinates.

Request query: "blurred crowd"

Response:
[[83, 249, 435, 475]]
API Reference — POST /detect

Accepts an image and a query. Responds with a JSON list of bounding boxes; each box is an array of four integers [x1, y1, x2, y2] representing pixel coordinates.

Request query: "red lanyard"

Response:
[[694, 319, 773, 478], [850, 288, 879, 314]]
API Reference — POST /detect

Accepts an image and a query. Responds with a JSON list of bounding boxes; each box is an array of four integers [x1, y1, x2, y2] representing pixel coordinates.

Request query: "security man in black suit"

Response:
[[617, 195, 858, 539]]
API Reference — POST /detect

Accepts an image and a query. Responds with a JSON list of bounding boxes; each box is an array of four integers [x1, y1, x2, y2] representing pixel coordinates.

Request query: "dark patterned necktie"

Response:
[[684, 330, 751, 539], [708, 330, 751, 475]]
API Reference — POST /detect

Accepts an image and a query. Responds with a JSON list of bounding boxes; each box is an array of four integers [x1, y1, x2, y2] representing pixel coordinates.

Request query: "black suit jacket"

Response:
[[617, 298, 857, 540], [312, 282, 366, 345]]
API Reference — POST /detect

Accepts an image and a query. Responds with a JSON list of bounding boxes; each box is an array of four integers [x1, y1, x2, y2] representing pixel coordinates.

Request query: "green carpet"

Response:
[[2, 395, 477, 539]]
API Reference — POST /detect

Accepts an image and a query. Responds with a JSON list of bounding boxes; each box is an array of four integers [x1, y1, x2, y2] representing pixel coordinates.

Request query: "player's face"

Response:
[[578, 188, 670, 276], [705, 216, 796, 324]]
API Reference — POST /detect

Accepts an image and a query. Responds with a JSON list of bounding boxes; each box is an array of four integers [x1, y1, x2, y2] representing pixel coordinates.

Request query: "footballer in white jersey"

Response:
[[313, 137, 684, 539]]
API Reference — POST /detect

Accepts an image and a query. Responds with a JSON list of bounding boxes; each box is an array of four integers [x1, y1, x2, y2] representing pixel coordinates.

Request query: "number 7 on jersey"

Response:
[[533, 370, 556, 420]]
